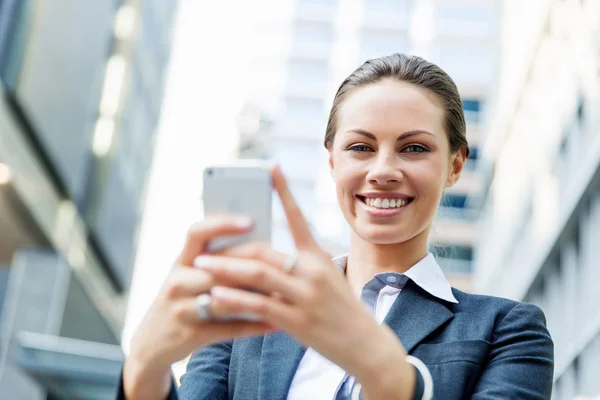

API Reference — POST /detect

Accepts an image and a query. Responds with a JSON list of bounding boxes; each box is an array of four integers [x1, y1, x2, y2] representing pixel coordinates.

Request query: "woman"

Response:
[[120, 54, 554, 400]]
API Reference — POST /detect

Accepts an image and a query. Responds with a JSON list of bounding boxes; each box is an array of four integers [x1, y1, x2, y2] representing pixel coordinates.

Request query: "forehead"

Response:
[[336, 79, 445, 137]]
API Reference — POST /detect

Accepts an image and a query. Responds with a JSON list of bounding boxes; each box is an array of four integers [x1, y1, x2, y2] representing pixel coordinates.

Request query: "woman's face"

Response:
[[329, 78, 464, 245]]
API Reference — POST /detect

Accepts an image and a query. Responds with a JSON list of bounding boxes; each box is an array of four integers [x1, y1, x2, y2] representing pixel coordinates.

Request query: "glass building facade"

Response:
[[474, 1, 600, 398], [0, 0, 177, 398]]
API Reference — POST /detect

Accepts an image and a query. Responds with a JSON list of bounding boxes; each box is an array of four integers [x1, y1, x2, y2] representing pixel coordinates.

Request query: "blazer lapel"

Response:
[[384, 280, 454, 353], [258, 331, 306, 400]]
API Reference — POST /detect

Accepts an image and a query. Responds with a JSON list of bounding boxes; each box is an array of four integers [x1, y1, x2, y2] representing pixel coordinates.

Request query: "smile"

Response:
[[356, 195, 414, 217], [360, 197, 410, 209]]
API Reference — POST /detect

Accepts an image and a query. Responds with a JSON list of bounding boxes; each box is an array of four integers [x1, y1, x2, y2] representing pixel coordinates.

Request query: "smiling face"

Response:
[[328, 78, 464, 245]]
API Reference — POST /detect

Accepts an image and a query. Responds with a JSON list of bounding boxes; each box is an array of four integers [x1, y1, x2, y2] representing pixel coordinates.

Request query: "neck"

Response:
[[346, 228, 430, 295]]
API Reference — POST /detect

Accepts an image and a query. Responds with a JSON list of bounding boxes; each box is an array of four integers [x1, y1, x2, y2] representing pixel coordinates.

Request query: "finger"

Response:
[[165, 267, 214, 299], [215, 242, 306, 278], [210, 286, 299, 329], [177, 215, 254, 266], [193, 255, 307, 303], [173, 295, 276, 332], [217, 242, 337, 279], [175, 292, 264, 325], [271, 165, 317, 249], [214, 241, 288, 270]]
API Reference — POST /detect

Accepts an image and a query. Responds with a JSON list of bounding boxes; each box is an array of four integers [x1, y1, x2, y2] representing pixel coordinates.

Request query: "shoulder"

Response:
[[451, 287, 536, 312], [449, 288, 548, 331]]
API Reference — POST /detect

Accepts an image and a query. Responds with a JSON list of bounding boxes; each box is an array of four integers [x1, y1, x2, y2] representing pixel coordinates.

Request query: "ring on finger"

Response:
[[195, 293, 212, 321], [282, 251, 299, 274]]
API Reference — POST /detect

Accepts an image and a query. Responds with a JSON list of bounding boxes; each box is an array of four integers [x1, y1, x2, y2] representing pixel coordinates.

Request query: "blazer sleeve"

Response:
[[177, 340, 233, 400], [115, 340, 233, 400], [471, 303, 554, 399]]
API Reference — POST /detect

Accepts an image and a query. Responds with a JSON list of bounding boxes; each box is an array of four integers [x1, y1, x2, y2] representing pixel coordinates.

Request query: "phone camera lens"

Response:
[[206, 169, 213, 177]]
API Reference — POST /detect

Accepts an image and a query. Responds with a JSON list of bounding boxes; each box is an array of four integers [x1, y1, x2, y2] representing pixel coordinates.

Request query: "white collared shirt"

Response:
[[287, 252, 457, 400]]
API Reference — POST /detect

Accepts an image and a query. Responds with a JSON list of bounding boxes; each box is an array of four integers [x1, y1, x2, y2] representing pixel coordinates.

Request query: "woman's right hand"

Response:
[[123, 215, 275, 400]]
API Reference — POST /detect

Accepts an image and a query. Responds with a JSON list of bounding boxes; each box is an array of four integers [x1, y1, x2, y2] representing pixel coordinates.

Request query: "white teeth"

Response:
[[363, 197, 409, 209]]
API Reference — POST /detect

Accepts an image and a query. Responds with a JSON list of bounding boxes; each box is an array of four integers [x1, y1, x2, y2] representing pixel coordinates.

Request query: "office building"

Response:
[[0, 0, 176, 398], [474, 0, 600, 398], [238, 0, 498, 290]]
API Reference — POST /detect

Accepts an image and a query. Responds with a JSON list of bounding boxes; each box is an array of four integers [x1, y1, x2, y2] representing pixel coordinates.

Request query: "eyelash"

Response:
[[345, 144, 429, 153]]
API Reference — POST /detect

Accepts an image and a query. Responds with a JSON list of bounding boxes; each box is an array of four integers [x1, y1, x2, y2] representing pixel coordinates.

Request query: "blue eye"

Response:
[[403, 145, 428, 153], [347, 144, 373, 152]]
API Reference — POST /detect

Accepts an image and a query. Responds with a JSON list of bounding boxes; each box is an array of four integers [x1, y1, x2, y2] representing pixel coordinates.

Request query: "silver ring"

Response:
[[195, 293, 212, 321], [282, 251, 299, 273]]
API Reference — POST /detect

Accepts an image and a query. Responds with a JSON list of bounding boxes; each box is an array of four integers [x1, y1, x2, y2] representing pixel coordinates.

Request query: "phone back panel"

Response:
[[202, 165, 272, 252]]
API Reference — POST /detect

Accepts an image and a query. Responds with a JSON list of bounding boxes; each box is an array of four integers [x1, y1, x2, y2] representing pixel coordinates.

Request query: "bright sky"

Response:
[[121, 0, 267, 352]]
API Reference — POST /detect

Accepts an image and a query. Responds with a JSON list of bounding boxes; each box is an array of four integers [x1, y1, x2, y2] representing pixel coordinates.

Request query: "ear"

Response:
[[326, 141, 335, 178], [446, 146, 467, 188]]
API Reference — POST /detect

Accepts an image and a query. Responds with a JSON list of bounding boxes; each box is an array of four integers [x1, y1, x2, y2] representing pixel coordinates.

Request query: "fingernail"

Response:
[[235, 216, 253, 228], [211, 286, 235, 299], [193, 255, 214, 269]]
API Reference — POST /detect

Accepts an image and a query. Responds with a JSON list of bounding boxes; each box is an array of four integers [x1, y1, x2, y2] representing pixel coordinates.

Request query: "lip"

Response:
[[356, 195, 413, 217], [357, 192, 412, 199]]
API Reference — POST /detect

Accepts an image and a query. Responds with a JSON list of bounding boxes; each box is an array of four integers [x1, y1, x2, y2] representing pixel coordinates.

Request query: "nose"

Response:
[[366, 152, 404, 185]]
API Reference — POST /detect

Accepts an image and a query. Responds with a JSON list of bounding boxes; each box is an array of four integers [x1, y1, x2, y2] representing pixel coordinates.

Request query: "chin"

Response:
[[355, 224, 414, 245]]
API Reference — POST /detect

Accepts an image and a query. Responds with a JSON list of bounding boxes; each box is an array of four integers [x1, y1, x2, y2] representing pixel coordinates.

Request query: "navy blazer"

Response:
[[118, 281, 554, 399]]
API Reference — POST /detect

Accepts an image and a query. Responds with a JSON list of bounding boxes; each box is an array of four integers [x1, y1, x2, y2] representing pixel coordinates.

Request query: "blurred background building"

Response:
[[474, 0, 600, 398], [0, 0, 176, 398], [237, 0, 499, 291], [2, 0, 599, 399]]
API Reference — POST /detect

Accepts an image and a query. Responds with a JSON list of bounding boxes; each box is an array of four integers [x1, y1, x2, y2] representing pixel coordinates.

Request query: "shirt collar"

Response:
[[332, 252, 458, 304]]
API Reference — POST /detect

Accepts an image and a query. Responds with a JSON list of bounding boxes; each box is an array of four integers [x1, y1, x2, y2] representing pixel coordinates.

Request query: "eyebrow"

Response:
[[346, 129, 435, 141]]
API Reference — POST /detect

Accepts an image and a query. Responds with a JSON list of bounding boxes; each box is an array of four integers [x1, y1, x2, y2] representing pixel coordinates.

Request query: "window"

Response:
[[292, 21, 333, 46], [467, 146, 479, 160], [297, 0, 337, 5], [280, 98, 326, 138], [442, 193, 468, 209], [464, 147, 479, 169], [291, 21, 333, 59], [434, 1, 492, 39], [0, 0, 27, 90], [435, 43, 493, 84], [462, 99, 481, 112], [363, 0, 411, 14], [431, 245, 473, 274], [287, 59, 328, 85], [0, 267, 10, 321], [436, 2, 491, 24], [362, 0, 411, 31], [431, 245, 473, 261], [359, 31, 410, 60], [462, 99, 481, 123]]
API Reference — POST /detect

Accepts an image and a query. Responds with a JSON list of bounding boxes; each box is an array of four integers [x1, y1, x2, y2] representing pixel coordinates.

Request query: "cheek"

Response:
[[409, 159, 448, 198], [332, 160, 367, 215], [332, 155, 364, 189]]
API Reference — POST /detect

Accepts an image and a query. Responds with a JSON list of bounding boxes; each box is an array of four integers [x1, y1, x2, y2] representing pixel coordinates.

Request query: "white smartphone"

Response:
[[202, 161, 272, 322], [202, 161, 272, 253]]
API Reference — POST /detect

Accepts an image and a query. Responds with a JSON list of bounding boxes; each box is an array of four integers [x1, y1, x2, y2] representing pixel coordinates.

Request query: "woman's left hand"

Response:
[[193, 166, 410, 386]]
